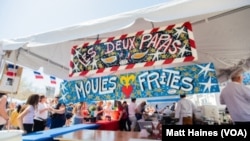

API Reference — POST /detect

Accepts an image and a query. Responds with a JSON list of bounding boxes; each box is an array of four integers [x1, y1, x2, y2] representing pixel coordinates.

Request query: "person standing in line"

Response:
[[135, 101, 146, 120], [65, 103, 74, 127], [81, 102, 89, 122], [220, 68, 250, 125], [170, 102, 176, 112], [72, 102, 84, 125], [0, 93, 9, 130], [49, 101, 66, 129], [123, 101, 131, 131], [103, 101, 112, 121], [17, 94, 40, 134], [9, 104, 22, 129], [117, 101, 126, 131], [128, 98, 138, 131], [96, 101, 104, 120], [174, 94, 196, 125], [45, 96, 59, 129], [33, 95, 49, 132]]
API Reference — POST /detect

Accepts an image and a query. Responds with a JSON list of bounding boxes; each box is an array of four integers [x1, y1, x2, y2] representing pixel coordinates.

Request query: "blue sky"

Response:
[[0, 0, 170, 40]]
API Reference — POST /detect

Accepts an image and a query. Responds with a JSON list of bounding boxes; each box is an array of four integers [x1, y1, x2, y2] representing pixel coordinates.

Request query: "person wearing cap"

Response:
[[174, 94, 196, 125], [220, 68, 250, 125]]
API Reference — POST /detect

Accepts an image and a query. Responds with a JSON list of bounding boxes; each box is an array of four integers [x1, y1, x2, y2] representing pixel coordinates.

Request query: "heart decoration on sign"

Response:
[[120, 74, 135, 98]]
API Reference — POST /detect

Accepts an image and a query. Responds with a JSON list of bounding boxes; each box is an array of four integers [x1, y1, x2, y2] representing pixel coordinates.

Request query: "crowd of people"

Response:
[[0, 94, 68, 134], [0, 94, 151, 134]]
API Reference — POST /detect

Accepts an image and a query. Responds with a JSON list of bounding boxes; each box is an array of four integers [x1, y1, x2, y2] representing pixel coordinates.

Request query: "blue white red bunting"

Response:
[[50, 76, 56, 84], [6, 64, 18, 77], [33, 71, 43, 79]]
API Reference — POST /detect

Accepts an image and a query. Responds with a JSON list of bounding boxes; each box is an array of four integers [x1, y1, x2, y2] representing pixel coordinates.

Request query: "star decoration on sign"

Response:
[[73, 48, 82, 59], [177, 44, 191, 57], [200, 77, 218, 93], [90, 58, 98, 70], [197, 63, 215, 77], [60, 92, 68, 103], [73, 61, 80, 72], [174, 27, 187, 39], [148, 50, 164, 61], [61, 83, 67, 93]]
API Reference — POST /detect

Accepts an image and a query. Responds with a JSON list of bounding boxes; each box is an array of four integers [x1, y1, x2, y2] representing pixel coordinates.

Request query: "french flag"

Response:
[[34, 71, 43, 79], [50, 76, 56, 84], [6, 64, 18, 77]]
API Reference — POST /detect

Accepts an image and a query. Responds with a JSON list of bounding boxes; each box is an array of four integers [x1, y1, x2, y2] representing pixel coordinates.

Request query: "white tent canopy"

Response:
[[0, 0, 250, 82]]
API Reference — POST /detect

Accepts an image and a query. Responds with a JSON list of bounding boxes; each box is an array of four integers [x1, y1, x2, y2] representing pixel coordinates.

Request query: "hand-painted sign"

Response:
[[60, 62, 219, 104], [69, 22, 197, 77]]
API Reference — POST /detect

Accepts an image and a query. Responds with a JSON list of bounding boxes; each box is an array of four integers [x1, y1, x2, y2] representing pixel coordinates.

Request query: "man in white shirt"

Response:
[[128, 98, 138, 131], [220, 68, 250, 125], [174, 94, 196, 125]]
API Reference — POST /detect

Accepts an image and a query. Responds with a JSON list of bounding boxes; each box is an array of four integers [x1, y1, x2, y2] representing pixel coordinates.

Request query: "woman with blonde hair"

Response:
[[103, 101, 112, 121], [17, 94, 40, 134], [72, 102, 84, 124]]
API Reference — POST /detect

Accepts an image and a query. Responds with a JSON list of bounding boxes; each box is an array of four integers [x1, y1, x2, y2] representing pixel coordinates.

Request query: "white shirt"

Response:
[[74, 104, 83, 118], [175, 98, 196, 125], [35, 102, 48, 120], [128, 102, 137, 117], [23, 105, 35, 124], [103, 105, 112, 117], [161, 107, 173, 116], [220, 82, 250, 122]]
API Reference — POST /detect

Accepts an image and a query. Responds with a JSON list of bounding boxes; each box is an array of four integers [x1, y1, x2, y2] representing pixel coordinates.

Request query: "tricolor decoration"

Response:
[[61, 62, 219, 104], [33, 71, 43, 79], [69, 21, 197, 77], [0, 63, 23, 93], [6, 63, 18, 77], [50, 76, 56, 84]]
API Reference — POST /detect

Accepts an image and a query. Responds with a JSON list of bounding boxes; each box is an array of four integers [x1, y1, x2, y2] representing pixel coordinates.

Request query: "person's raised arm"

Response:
[[50, 105, 65, 114], [0, 95, 9, 120]]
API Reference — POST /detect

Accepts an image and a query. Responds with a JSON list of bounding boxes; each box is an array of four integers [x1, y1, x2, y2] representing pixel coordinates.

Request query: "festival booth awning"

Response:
[[0, 0, 250, 83]]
